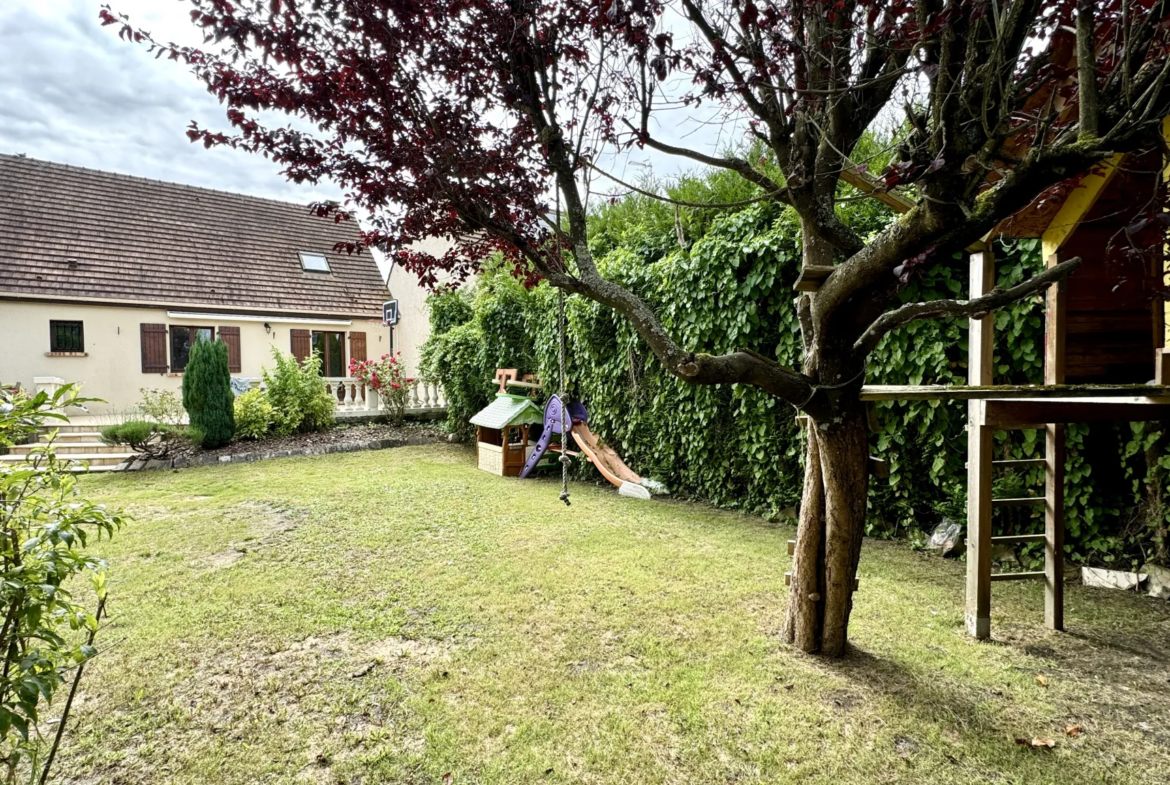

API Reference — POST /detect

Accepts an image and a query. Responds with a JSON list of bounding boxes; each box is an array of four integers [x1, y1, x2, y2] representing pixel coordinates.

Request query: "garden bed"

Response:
[[122, 422, 449, 471]]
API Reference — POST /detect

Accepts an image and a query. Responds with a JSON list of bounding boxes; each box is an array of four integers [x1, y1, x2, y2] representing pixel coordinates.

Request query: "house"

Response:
[[0, 154, 432, 415]]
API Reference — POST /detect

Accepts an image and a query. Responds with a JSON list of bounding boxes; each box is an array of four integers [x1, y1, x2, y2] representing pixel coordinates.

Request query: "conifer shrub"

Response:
[[181, 339, 235, 449]]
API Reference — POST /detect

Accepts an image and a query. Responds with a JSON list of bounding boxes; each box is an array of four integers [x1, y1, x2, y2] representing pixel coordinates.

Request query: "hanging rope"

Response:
[[554, 185, 571, 507], [558, 286, 571, 507]]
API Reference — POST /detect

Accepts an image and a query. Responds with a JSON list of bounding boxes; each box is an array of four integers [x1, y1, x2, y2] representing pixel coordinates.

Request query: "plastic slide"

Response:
[[569, 423, 652, 500], [520, 394, 664, 499]]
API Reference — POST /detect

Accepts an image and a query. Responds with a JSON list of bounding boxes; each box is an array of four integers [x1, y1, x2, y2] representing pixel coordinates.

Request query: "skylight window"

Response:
[[299, 252, 331, 273]]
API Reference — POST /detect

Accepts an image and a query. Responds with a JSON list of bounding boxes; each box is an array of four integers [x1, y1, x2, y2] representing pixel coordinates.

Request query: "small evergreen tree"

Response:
[[182, 338, 235, 448]]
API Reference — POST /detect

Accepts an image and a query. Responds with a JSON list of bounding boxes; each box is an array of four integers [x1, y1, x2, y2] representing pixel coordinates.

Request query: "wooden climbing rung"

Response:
[[992, 458, 1047, 468], [787, 540, 796, 556], [991, 534, 1046, 544], [992, 497, 1046, 507], [793, 265, 835, 292], [990, 571, 1046, 582], [868, 456, 890, 479]]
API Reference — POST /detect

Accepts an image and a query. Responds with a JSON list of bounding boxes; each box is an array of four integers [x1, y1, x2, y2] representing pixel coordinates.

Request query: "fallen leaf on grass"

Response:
[[1065, 724, 1082, 737], [1015, 737, 1056, 749], [1035, 675, 1048, 687]]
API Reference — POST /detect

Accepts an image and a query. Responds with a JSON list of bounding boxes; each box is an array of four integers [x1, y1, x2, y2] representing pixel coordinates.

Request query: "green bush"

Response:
[[233, 389, 276, 440], [99, 420, 191, 459], [0, 384, 123, 780], [181, 339, 235, 449], [262, 348, 335, 436], [137, 388, 184, 425]]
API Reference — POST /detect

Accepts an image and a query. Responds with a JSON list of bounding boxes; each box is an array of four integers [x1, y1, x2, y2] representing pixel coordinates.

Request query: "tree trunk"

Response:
[[782, 406, 870, 657]]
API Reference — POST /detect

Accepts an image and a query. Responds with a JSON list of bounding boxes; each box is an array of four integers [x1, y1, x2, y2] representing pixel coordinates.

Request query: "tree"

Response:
[[104, 0, 1170, 656], [182, 338, 235, 449]]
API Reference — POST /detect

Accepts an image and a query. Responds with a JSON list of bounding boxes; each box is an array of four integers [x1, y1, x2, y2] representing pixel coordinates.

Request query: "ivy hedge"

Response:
[[421, 194, 1169, 570]]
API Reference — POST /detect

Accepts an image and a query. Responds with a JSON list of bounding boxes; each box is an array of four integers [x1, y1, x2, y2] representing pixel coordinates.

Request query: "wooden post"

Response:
[[1045, 423, 1066, 631], [966, 247, 995, 639], [1044, 252, 1066, 631], [1045, 254, 1066, 386], [1156, 349, 1170, 385]]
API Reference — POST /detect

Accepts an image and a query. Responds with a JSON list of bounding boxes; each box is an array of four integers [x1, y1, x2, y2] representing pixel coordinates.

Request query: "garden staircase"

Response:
[[0, 424, 135, 473]]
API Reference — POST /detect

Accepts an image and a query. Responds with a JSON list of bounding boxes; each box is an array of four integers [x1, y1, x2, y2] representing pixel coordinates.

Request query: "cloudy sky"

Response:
[[0, 1, 342, 204], [0, 2, 736, 215]]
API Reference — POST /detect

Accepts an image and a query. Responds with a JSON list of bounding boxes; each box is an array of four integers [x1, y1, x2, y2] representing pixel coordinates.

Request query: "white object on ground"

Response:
[[618, 481, 652, 500], [1141, 564, 1170, 600], [640, 478, 669, 496], [1081, 566, 1148, 591]]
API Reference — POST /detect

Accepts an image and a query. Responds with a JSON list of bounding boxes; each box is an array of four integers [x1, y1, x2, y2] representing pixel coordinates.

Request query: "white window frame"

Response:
[[298, 251, 331, 273]]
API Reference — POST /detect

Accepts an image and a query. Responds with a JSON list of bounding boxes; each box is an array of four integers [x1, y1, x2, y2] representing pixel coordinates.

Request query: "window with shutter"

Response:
[[290, 329, 311, 363], [219, 326, 242, 373], [140, 323, 168, 373], [349, 331, 367, 365]]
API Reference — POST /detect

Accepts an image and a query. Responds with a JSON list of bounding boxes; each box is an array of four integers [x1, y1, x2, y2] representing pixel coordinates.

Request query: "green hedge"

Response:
[[422, 198, 1169, 569]]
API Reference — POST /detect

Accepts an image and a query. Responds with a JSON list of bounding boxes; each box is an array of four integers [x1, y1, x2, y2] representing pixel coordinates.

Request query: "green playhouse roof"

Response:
[[469, 394, 545, 430]]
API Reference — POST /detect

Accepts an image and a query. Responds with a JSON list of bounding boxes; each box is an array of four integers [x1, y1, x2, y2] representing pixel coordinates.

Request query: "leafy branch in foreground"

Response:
[[0, 385, 124, 782]]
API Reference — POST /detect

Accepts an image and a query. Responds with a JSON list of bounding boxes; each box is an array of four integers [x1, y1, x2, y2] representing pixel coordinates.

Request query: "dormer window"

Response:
[[299, 252, 331, 273]]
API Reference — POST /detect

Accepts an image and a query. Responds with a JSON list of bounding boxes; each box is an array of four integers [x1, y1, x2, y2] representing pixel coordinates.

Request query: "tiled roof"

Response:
[[470, 395, 545, 430], [0, 154, 386, 318]]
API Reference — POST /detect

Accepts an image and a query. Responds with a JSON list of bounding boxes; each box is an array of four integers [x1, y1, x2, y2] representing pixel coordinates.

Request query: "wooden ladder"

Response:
[[965, 244, 1065, 639]]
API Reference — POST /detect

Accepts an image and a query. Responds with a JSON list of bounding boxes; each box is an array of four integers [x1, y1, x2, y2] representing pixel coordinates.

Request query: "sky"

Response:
[[0, 1, 341, 204], [0, 1, 740, 238]]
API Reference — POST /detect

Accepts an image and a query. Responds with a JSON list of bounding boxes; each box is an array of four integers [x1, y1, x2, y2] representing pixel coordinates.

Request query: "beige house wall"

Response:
[[0, 299, 392, 416]]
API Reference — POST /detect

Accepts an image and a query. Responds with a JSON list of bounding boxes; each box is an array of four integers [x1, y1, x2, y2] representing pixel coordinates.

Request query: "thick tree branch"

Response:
[[853, 257, 1083, 355], [1077, 0, 1100, 140], [625, 120, 788, 199]]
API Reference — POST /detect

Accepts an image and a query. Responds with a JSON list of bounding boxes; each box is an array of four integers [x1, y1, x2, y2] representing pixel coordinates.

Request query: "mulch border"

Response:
[[121, 435, 445, 472]]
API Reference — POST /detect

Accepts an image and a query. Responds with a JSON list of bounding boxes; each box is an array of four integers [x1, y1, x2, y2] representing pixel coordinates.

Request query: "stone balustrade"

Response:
[[322, 378, 447, 417]]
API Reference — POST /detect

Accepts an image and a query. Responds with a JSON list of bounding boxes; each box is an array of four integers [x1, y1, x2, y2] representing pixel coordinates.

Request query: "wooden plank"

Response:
[[966, 248, 995, 642], [793, 265, 836, 292], [970, 249, 995, 388], [787, 540, 796, 556], [868, 456, 890, 479], [965, 409, 993, 640], [990, 571, 1047, 582], [1157, 350, 1170, 385], [993, 497, 1046, 508], [992, 458, 1047, 468], [981, 398, 1170, 430], [839, 166, 918, 214], [991, 534, 1046, 544], [859, 384, 1170, 401], [1045, 253, 1066, 386], [1045, 424, 1065, 631]]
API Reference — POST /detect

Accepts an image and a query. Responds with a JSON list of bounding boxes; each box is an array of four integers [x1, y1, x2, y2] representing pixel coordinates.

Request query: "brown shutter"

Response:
[[140, 323, 168, 373], [348, 331, 367, 364], [218, 326, 241, 373], [290, 329, 311, 362]]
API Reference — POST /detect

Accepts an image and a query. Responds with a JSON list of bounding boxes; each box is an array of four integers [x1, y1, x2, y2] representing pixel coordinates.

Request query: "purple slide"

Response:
[[520, 394, 587, 478]]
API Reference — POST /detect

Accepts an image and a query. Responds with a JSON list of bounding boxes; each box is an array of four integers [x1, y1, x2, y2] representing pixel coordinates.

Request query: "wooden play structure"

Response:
[[801, 125, 1170, 639], [469, 369, 545, 477]]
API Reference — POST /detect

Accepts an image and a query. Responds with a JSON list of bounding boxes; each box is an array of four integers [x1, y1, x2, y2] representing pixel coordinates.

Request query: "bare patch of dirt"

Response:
[[194, 501, 306, 571]]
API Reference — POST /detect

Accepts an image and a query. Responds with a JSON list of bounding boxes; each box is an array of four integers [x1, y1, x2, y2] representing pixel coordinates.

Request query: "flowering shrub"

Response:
[[350, 352, 415, 426]]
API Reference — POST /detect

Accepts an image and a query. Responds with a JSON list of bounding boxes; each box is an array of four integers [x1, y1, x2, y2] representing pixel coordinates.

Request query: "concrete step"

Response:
[[10, 442, 128, 457], [0, 452, 135, 468], [39, 431, 106, 444]]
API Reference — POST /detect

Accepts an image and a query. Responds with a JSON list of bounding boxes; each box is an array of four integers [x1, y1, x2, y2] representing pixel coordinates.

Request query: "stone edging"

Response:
[[120, 436, 444, 472]]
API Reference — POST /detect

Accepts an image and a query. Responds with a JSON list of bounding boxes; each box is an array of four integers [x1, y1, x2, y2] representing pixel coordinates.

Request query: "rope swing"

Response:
[[558, 286, 571, 507]]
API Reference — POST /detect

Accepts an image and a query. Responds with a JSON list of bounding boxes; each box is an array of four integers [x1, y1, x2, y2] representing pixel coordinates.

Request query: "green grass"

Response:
[[60, 445, 1169, 783]]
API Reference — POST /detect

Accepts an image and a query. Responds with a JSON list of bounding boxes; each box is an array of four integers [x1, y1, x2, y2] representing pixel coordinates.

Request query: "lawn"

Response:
[[60, 445, 1169, 784]]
